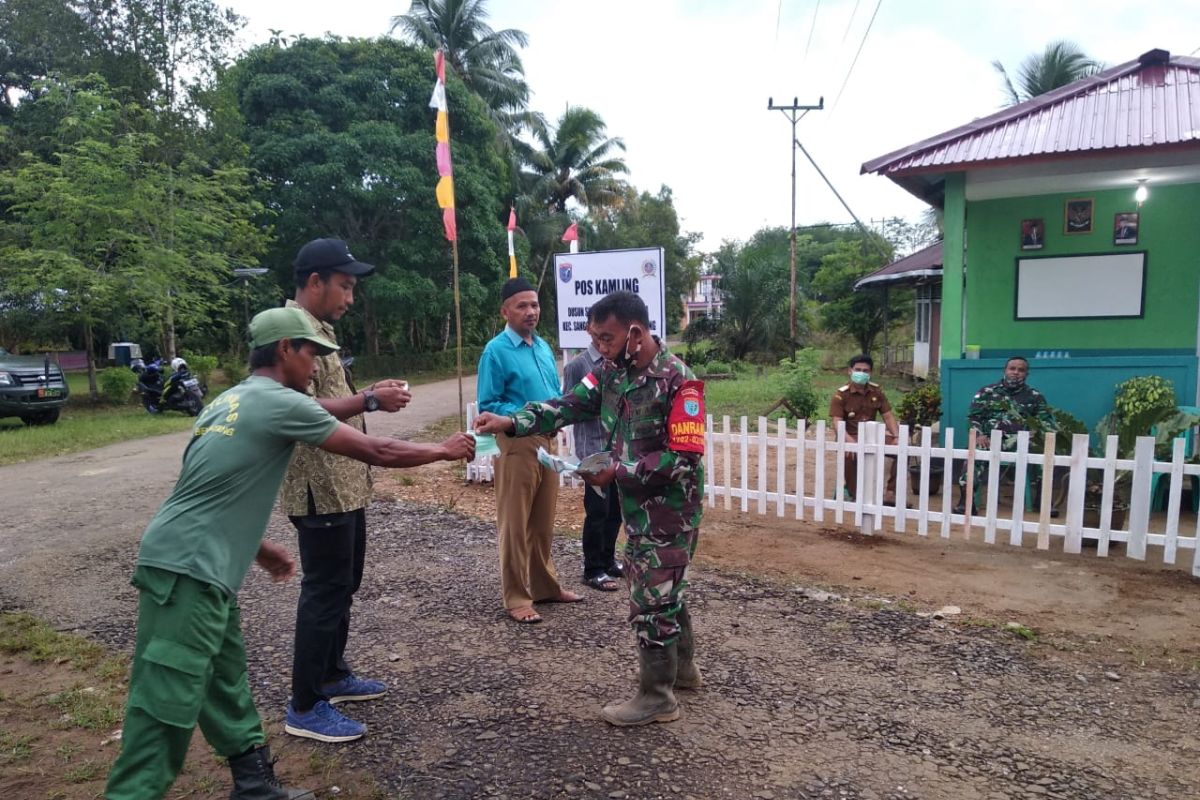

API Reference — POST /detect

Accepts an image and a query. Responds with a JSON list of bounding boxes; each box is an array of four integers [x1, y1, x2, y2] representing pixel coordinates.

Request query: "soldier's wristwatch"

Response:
[[362, 390, 380, 412]]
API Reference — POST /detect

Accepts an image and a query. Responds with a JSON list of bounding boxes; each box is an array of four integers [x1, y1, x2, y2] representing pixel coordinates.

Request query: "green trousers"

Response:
[[105, 567, 265, 800]]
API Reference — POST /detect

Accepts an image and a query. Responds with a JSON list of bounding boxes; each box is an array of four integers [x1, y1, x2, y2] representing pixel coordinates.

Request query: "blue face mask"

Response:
[[850, 370, 870, 385]]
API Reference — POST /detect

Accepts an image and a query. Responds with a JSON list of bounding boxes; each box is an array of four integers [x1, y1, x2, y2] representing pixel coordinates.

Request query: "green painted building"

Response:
[[862, 48, 1200, 439]]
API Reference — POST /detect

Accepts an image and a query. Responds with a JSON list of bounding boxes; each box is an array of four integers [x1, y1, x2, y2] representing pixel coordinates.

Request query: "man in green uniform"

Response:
[[474, 291, 705, 727], [955, 356, 1057, 513], [829, 354, 900, 504], [104, 307, 474, 800]]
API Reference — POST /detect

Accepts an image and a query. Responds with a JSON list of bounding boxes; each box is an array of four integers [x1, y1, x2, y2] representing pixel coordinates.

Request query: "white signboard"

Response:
[[553, 247, 667, 349], [1015, 252, 1146, 319]]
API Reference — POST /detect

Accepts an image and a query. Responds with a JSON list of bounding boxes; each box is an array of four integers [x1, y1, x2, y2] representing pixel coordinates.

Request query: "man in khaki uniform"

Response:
[[829, 354, 900, 504], [280, 238, 412, 743]]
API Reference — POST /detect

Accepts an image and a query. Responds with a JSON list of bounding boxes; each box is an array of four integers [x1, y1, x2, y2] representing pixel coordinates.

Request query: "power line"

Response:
[[775, 0, 783, 45], [831, 0, 882, 112], [841, 0, 861, 43], [804, 0, 822, 61]]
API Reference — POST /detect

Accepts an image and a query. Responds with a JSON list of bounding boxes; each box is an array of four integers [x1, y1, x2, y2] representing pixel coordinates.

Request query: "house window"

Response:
[[915, 285, 932, 344]]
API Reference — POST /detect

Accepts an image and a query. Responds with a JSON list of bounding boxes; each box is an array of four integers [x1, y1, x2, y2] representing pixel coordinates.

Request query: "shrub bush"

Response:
[[1113, 375, 1176, 420], [895, 383, 941, 429], [706, 360, 732, 375], [180, 352, 218, 387], [775, 348, 821, 421], [691, 363, 707, 378], [98, 367, 138, 405], [683, 339, 716, 366], [220, 354, 247, 385]]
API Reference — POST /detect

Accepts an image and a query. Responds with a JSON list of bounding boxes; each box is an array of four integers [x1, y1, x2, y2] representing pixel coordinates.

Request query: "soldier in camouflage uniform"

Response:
[[474, 291, 704, 727], [955, 356, 1057, 512]]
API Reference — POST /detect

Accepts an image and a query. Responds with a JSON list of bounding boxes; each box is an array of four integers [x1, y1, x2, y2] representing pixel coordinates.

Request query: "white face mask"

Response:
[[850, 370, 870, 385]]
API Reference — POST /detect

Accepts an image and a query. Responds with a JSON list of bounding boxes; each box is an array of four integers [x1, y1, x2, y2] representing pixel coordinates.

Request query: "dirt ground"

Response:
[[3, 381, 1200, 798], [379, 461, 1200, 665]]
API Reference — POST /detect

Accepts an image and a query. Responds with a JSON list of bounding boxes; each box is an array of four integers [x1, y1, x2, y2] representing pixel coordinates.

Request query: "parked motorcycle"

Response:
[[136, 357, 205, 416]]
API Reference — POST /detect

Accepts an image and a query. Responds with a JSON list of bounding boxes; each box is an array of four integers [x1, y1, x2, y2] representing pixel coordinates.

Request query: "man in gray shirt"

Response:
[[563, 344, 625, 591]]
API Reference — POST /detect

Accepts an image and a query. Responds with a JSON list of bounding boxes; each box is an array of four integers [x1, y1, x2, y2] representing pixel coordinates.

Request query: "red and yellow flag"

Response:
[[428, 51, 456, 242], [506, 207, 517, 278]]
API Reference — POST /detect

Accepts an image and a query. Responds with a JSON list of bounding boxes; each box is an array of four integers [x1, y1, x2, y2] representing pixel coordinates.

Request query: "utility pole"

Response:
[[768, 96, 824, 350]]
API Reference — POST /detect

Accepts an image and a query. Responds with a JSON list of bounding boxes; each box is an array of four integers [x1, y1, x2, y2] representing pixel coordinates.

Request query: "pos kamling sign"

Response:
[[552, 247, 667, 349]]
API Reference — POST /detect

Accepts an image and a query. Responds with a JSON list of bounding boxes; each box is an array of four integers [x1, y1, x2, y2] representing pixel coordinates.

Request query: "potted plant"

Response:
[[896, 383, 942, 491], [1081, 376, 1200, 530]]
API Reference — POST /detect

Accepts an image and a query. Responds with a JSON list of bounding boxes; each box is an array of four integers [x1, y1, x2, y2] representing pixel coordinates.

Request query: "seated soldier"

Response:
[[954, 355, 1057, 514]]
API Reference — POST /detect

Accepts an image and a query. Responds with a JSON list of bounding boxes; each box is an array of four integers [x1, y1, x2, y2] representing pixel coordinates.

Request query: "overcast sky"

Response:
[[225, 1, 1200, 250]]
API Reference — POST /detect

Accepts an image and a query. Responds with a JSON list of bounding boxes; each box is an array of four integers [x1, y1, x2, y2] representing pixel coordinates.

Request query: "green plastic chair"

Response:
[[1149, 406, 1200, 513]]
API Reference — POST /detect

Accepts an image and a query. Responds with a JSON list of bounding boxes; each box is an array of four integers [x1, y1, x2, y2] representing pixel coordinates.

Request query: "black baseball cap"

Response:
[[293, 238, 376, 278]]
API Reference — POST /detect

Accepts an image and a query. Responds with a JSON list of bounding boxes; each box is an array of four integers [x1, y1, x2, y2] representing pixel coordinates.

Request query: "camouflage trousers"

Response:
[[622, 526, 699, 648]]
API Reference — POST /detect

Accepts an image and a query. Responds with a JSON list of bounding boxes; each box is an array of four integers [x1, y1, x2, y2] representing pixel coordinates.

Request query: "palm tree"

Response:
[[516, 106, 629, 215], [390, 0, 530, 113], [992, 40, 1102, 106]]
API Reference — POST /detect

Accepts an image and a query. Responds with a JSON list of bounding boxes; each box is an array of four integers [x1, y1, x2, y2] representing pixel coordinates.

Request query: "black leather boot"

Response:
[[228, 745, 314, 800]]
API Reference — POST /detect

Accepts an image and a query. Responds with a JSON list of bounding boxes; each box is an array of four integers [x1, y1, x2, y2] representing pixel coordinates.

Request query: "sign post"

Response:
[[552, 247, 667, 349]]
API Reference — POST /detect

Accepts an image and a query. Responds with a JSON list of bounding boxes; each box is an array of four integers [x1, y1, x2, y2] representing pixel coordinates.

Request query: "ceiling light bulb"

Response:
[[1134, 182, 1148, 203]]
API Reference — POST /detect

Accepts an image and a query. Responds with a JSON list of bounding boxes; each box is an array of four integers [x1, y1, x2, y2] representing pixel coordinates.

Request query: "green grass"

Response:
[[0, 731, 37, 763], [704, 366, 854, 421], [0, 613, 113, 670], [46, 685, 123, 731], [0, 372, 235, 467]]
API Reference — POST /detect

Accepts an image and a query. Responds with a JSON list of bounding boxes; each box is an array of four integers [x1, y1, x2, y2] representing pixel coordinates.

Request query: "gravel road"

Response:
[[4, 371, 1200, 799], [0, 373, 475, 625]]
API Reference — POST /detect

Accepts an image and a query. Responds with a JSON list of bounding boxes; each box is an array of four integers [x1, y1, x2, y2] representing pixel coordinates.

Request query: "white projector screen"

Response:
[[1015, 252, 1146, 319]]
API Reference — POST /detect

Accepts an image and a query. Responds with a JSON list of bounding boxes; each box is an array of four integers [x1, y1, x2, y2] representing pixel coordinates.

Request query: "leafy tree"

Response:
[[389, 0, 530, 122], [810, 239, 897, 355], [517, 106, 628, 215], [0, 80, 268, 392], [589, 185, 700, 329], [713, 241, 788, 360], [227, 36, 510, 354], [992, 40, 1101, 106], [0, 0, 101, 120]]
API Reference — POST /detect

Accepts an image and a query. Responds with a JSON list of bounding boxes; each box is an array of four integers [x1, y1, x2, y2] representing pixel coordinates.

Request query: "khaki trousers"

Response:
[[495, 433, 562, 609]]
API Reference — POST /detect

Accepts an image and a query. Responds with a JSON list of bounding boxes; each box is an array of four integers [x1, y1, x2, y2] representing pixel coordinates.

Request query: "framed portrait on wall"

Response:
[[1064, 198, 1093, 234], [1113, 212, 1139, 245], [1020, 218, 1045, 250]]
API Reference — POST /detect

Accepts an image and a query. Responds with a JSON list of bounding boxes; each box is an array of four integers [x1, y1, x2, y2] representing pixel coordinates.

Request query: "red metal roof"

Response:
[[862, 49, 1200, 178], [855, 241, 943, 290]]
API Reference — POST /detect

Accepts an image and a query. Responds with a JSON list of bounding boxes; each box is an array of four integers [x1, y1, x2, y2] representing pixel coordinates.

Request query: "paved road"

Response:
[[0, 373, 476, 623]]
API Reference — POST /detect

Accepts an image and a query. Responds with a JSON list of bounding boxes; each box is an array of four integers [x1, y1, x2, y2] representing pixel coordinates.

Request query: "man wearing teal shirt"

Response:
[[477, 277, 582, 623], [105, 307, 474, 800]]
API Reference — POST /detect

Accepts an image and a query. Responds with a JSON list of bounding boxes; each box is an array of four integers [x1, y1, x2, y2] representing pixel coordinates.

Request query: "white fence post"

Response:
[[1127, 436, 1155, 561], [454, 413, 1199, 574]]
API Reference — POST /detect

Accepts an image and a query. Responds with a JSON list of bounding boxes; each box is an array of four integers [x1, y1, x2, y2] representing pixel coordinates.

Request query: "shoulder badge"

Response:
[[667, 380, 705, 454], [838, 384, 850, 392]]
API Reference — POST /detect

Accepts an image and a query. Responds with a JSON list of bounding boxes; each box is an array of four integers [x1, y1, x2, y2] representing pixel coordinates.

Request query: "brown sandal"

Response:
[[507, 606, 543, 624], [544, 590, 584, 603]]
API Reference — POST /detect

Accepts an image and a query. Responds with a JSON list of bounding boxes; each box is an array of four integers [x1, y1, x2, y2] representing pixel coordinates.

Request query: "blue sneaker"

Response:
[[284, 700, 366, 743], [321, 674, 388, 704]]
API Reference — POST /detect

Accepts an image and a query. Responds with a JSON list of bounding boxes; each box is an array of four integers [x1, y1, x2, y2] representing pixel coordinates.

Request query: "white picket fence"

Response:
[[464, 404, 1200, 576]]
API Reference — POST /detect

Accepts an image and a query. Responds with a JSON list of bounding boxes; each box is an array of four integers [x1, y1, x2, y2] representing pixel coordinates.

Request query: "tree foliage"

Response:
[[389, 0, 530, 127], [810, 239, 896, 355], [0, 78, 267, 391], [588, 185, 699, 330], [227, 36, 511, 353], [992, 40, 1101, 106]]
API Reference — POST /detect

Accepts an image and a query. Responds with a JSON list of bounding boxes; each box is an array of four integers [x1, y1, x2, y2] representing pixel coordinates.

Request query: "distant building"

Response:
[[682, 273, 722, 328], [862, 48, 1200, 434]]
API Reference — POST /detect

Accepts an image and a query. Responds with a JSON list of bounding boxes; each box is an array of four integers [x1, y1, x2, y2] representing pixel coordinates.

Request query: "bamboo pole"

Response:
[[452, 237, 464, 431]]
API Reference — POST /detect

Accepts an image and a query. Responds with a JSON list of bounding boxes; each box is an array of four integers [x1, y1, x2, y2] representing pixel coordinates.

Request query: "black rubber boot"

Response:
[[675, 606, 703, 690], [601, 644, 680, 726], [228, 745, 314, 800]]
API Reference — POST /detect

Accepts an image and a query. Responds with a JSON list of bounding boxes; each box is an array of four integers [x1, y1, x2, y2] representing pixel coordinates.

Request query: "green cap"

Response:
[[248, 307, 338, 355]]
